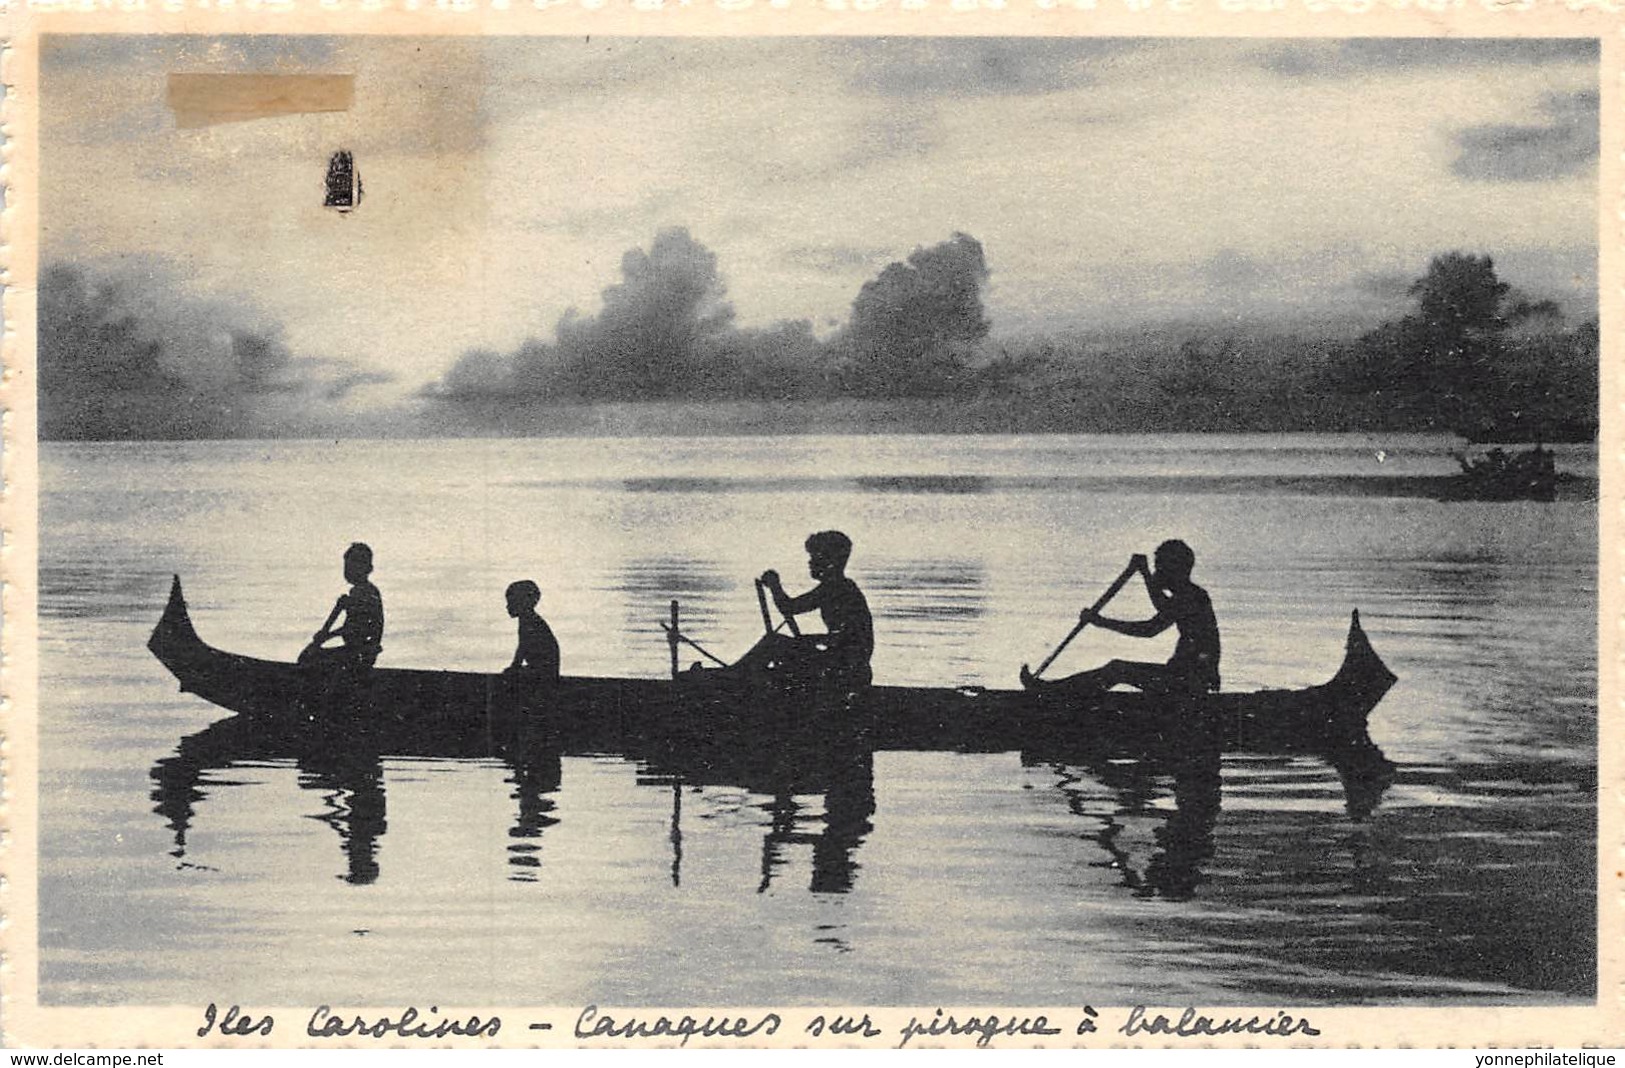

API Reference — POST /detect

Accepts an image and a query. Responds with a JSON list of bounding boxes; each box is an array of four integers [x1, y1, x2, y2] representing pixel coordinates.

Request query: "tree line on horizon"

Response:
[[427, 236, 1598, 442], [36, 236, 1598, 442], [962, 252, 1597, 441]]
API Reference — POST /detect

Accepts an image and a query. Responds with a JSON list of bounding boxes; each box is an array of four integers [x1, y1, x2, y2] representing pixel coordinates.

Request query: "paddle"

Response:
[[1022, 556, 1144, 682], [668, 600, 681, 679], [754, 577, 802, 638], [754, 578, 774, 634]]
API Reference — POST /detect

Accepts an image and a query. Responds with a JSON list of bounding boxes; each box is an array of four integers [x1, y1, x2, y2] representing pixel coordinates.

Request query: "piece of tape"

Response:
[[166, 74, 355, 129]]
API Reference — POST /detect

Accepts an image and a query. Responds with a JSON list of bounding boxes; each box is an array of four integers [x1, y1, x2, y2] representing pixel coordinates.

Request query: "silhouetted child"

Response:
[[1022, 539, 1219, 698], [759, 530, 874, 690], [300, 542, 384, 670], [503, 580, 560, 682]]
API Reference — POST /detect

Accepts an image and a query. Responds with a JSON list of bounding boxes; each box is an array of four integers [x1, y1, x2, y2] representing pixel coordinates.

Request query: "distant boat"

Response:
[[323, 149, 363, 213], [1444, 445, 1558, 502]]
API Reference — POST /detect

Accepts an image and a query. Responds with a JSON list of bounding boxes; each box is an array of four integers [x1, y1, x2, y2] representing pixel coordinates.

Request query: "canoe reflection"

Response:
[[1029, 737, 1391, 901], [150, 713, 564, 885], [506, 748, 563, 881], [757, 748, 876, 895], [152, 712, 1382, 897], [1037, 749, 1220, 901], [636, 731, 876, 895], [298, 747, 388, 885], [151, 715, 396, 885], [150, 710, 876, 891]]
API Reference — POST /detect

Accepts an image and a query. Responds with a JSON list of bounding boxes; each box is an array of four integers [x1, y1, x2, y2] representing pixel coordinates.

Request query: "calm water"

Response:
[[37, 432, 1597, 1005]]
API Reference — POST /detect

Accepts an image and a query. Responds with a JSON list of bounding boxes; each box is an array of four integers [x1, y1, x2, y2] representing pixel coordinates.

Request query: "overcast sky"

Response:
[[42, 34, 1598, 409]]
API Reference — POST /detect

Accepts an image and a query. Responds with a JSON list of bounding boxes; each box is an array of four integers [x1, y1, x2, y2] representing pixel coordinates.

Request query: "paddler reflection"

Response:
[[151, 715, 569, 886], [1040, 749, 1222, 901], [150, 716, 389, 885]]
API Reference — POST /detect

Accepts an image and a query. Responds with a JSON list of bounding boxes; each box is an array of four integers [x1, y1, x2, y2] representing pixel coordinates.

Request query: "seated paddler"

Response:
[[757, 530, 875, 691], [1022, 539, 1219, 700], [299, 542, 384, 671], [503, 579, 560, 683]]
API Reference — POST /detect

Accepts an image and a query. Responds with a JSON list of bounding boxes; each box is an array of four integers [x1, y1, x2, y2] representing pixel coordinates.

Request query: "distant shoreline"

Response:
[[39, 398, 1602, 444]]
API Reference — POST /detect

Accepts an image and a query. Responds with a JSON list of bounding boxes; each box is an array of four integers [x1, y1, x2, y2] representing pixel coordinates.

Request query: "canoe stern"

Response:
[[1329, 609, 1400, 712], [147, 575, 206, 687]]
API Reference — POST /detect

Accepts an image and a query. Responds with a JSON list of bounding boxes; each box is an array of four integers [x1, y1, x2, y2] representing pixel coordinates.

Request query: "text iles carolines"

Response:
[[195, 1003, 1322, 1046]]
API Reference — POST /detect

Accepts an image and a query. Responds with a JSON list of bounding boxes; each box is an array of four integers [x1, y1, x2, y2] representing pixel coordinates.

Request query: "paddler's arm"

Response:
[[312, 595, 347, 644], [759, 570, 823, 616], [1084, 611, 1173, 639], [1084, 568, 1171, 637], [1077, 554, 1167, 637]]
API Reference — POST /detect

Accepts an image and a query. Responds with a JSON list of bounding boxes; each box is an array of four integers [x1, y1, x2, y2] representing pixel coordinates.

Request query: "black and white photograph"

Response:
[[3, 17, 1618, 1048]]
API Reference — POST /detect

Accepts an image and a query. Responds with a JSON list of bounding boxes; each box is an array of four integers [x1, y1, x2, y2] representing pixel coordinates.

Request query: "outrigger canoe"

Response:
[[148, 576, 1397, 761]]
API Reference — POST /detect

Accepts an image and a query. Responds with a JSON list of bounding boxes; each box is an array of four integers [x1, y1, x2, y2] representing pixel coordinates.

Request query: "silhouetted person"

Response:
[[503, 580, 560, 681], [1023, 539, 1219, 698], [300, 542, 383, 670], [759, 530, 875, 691]]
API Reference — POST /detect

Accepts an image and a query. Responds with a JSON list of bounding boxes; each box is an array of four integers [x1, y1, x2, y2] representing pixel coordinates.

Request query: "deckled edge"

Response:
[[0, 5, 1615, 1052]]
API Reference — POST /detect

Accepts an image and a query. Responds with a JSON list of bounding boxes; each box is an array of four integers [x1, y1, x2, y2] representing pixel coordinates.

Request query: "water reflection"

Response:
[[854, 475, 990, 494], [151, 715, 282, 865], [638, 726, 877, 895], [1039, 749, 1221, 900], [152, 715, 568, 885], [865, 560, 987, 624], [1324, 737, 1396, 822], [752, 746, 876, 895], [151, 709, 875, 891], [614, 557, 734, 645], [298, 748, 388, 885], [153, 699, 1395, 900], [506, 748, 563, 881], [152, 717, 396, 884], [1033, 739, 1393, 902]]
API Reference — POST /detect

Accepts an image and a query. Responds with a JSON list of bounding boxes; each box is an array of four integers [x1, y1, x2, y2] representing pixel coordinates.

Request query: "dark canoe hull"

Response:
[[1441, 447, 1560, 502], [1439, 474, 1559, 502], [148, 576, 1397, 761]]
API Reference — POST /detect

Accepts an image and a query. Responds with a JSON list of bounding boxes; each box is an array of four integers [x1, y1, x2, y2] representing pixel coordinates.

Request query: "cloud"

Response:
[[835, 233, 992, 394], [1260, 38, 1598, 78], [1452, 90, 1599, 182], [1354, 269, 1417, 302], [842, 38, 1137, 97], [553, 227, 737, 398], [426, 229, 996, 416], [830, 101, 939, 174], [427, 227, 745, 404], [780, 244, 894, 274], [37, 260, 394, 440], [318, 366, 400, 401]]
